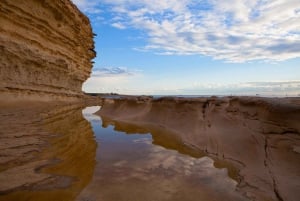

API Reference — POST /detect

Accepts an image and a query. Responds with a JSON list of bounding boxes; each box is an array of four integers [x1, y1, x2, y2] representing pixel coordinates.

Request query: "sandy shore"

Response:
[[97, 96, 300, 201]]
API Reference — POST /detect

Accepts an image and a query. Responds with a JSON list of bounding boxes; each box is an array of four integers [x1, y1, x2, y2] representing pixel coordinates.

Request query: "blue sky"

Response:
[[72, 0, 300, 96]]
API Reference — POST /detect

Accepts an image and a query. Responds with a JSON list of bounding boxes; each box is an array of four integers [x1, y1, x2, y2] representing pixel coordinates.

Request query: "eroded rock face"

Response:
[[98, 96, 300, 201], [0, 0, 95, 101]]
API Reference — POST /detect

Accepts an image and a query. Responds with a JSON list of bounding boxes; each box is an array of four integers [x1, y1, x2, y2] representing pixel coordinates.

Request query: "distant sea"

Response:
[[92, 93, 299, 99]]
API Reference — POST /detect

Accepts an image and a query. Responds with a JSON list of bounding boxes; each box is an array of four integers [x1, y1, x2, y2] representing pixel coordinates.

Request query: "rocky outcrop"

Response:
[[97, 96, 300, 201], [0, 0, 95, 101]]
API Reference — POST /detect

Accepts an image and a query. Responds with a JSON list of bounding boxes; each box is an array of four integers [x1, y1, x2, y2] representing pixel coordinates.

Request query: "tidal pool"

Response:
[[77, 106, 248, 201], [0, 105, 248, 201]]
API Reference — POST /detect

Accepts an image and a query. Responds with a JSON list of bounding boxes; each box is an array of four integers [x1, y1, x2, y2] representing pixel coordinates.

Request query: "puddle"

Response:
[[77, 106, 248, 201], [0, 105, 248, 201]]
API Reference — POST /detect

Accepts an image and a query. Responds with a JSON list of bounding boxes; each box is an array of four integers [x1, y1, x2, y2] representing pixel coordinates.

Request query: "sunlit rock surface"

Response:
[[98, 96, 300, 201], [0, 0, 95, 101]]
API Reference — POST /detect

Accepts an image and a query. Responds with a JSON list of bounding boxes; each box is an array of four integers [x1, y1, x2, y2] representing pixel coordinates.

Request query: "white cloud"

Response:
[[74, 0, 300, 62], [83, 73, 300, 96], [91, 67, 141, 77], [82, 67, 142, 93], [71, 0, 101, 14], [111, 22, 126, 29], [182, 80, 300, 96]]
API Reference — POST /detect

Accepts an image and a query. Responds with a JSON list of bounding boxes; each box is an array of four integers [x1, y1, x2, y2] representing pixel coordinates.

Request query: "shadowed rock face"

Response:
[[0, 0, 95, 101], [98, 96, 300, 201]]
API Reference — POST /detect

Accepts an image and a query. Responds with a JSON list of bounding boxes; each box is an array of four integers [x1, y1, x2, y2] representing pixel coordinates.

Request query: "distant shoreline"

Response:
[[84, 92, 300, 99]]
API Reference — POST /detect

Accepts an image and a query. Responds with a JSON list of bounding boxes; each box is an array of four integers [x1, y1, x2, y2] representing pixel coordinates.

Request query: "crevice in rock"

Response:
[[202, 100, 209, 119], [264, 136, 284, 201]]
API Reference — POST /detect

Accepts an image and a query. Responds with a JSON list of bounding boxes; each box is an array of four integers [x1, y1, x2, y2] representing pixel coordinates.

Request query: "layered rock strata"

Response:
[[0, 0, 95, 101], [98, 96, 300, 201]]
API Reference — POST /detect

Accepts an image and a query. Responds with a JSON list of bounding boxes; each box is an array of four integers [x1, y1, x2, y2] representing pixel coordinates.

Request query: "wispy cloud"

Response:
[[183, 81, 300, 96], [71, 0, 101, 14], [83, 75, 300, 96], [91, 67, 140, 77], [111, 22, 126, 29], [74, 0, 300, 63], [82, 67, 142, 93]]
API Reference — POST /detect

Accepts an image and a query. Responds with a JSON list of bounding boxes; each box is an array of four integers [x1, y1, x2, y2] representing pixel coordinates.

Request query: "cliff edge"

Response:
[[0, 0, 95, 101]]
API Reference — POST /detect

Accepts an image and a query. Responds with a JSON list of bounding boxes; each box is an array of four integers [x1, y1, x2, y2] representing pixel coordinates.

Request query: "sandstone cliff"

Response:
[[0, 0, 95, 101], [98, 96, 300, 201]]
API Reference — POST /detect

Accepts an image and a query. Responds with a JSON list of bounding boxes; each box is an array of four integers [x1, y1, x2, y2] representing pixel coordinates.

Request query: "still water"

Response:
[[77, 106, 246, 201], [0, 105, 247, 201]]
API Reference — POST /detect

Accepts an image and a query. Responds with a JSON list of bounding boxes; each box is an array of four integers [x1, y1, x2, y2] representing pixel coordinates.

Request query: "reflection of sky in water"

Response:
[[78, 106, 248, 201], [82, 106, 101, 122]]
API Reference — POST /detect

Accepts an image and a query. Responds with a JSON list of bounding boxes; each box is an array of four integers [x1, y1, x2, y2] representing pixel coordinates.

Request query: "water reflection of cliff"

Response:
[[102, 115, 200, 154], [0, 103, 96, 201], [101, 115, 240, 181], [77, 111, 247, 201], [97, 97, 300, 201]]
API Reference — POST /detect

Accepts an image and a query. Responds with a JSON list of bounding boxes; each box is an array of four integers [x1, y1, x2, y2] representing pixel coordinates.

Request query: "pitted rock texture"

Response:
[[0, 0, 95, 101]]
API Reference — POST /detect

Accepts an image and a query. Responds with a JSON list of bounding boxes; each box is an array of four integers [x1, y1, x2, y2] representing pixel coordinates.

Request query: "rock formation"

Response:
[[98, 96, 300, 201], [0, 0, 95, 101]]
